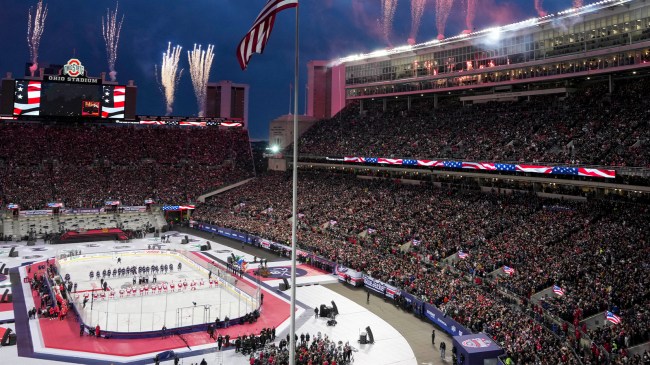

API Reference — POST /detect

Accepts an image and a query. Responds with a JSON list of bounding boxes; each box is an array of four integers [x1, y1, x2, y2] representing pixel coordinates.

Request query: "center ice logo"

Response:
[[267, 266, 308, 278]]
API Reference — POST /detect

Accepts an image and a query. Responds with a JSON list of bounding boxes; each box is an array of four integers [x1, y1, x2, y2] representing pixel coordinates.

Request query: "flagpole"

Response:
[[289, 1, 300, 365]]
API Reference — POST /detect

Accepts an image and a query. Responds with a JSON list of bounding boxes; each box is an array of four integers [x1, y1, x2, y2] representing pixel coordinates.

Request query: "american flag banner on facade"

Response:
[[236, 0, 299, 70], [443, 161, 463, 169], [553, 285, 565, 296], [462, 162, 496, 170], [344, 157, 365, 163], [495, 163, 517, 171], [179, 121, 206, 127], [417, 160, 443, 167], [220, 122, 243, 127], [337, 155, 615, 179], [377, 158, 403, 165], [13, 80, 41, 116], [606, 311, 621, 324], [162, 205, 196, 211], [101, 85, 125, 119], [516, 165, 554, 174], [503, 266, 515, 275], [458, 251, 469, 259]]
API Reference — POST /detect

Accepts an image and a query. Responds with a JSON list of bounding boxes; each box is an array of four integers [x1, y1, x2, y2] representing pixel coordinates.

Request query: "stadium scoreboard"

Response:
[[0, 58, 136, 120]]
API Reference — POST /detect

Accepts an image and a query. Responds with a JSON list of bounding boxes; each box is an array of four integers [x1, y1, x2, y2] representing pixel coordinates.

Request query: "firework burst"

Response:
[[187, 44, 215, 117], [156, 43, 184, 116], [464, 0, 476, 34], [102, 2, 124, 81], [435, 0, 454, 40], [408, 0, 427, 45], [27, 0, 48, 76], [534, 0, 547, 17], [382, 0, 399, 46]]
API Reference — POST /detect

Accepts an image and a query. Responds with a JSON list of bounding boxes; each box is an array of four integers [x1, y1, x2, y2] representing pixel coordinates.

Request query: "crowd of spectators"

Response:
[[193, 171, 649, 364], [298, 78, 650, 168], [0, 124, 254, 208], [246, 334, 353, 365]]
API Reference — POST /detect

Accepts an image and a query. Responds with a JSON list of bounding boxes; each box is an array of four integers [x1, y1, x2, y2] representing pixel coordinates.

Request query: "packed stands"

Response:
[[193, 171, 650, 364], [297, 79, 650, 169], [0, 124, 254, 208]]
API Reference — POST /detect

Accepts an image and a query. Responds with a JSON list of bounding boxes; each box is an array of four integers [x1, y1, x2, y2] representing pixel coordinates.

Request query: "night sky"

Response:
[[0, 0, 576, 140]]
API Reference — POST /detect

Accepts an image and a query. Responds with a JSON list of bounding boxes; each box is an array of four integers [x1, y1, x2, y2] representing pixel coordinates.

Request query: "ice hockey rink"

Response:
[[1, 231, 420, 365], [58, 250, 254, 332]]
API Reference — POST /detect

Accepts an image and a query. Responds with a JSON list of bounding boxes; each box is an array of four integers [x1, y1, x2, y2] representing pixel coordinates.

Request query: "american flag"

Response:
[[13, 80, 41, 116], [462, 162, 496, 170], [101, 85, 125, 119], [365, 157, 378, 164], [220, 122, 243, 127], [403, 159, 418, 165], [344, 157, 365, 163], [578, 168, 615, 179], [417, 160, 443, 167], [162, 205, 196, 211], [516, 165, 553, 174], [412, 239, 421, 246], [378, 158, 403, 165], [503, 266, 515, 275], [7, 203, 19, 209], [553, 285, 565, 296], [47, 202, 64, 208], [236, 0, 299, 70], [606, 311, 621, 324], [551, 166, 579, 175], [144, 199, 155, 204], [443, 161, 463, 169], [495, 163, 516, 171], [458, 251, 469, 259], [105, 200, 121, 206]]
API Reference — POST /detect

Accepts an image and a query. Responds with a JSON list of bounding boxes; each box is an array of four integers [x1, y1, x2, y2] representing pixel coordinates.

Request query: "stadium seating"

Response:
[[193, 171, 650, 364], [0, 124, 254, 208], [297, 79, 650, 169]]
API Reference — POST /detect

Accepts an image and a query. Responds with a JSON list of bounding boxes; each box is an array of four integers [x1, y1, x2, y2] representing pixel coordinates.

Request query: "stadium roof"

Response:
[[333, 0, 635, 66]]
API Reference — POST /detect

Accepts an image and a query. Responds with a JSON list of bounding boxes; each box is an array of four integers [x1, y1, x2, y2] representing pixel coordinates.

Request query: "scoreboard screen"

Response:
[[40, 82, 101, 117], [13, 80, 126, 119]]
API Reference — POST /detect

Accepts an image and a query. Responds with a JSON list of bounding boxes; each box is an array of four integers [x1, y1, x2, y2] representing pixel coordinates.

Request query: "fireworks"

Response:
[[435, 0, 454, 40], [27, 0, 48, 77], [156, 43, 184, 116], [102, 2, 124, 82], [408, 0, 427, 45], [534, 0, 547, 17], [187, 44, 215, 117], [573, 0, 584, 7], [382, 0, 399, 45], [464, 0, 476, 34]]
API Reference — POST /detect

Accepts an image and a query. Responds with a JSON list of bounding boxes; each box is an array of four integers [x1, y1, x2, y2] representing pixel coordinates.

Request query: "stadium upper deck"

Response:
[[332, 0, 650, 99]]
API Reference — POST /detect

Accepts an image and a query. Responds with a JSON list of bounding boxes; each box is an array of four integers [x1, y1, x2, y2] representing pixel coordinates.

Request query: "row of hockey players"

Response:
[[78, 278, 221, 301], [89, 262, 182, 280]]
